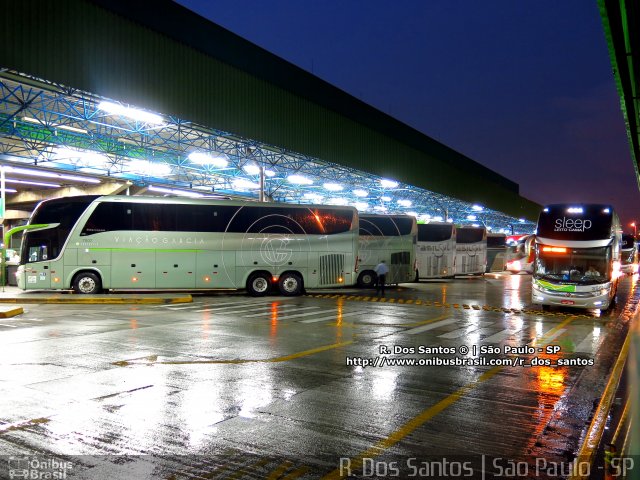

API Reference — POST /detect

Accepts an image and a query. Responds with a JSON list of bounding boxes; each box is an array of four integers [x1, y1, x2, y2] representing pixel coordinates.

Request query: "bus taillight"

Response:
[[541, 246, 567, 253]]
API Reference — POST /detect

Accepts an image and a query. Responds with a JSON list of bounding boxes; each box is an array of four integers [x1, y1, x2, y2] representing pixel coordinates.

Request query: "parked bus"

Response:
[[620, 233, 638, 275], [16, 195, 359, 296], [357, 214, 416, 288], [455, 226, 487, 275], [486, 233, 507, 272], [505, 234, 535, 274], [414, 222, 456, 279], [532, 204, 622, 310]]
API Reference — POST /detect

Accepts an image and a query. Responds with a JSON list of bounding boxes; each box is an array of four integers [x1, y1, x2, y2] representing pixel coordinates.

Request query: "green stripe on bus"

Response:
[[536, 279, 576, 292]]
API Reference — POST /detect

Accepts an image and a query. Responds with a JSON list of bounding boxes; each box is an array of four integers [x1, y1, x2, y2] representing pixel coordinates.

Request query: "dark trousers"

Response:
[[376, 274, 386, 294]]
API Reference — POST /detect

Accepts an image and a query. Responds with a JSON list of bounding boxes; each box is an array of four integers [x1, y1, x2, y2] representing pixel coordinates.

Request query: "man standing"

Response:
[[374, 260, 389, 296]]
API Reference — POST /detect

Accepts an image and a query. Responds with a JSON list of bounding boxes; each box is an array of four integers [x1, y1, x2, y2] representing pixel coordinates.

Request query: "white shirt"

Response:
[[375, 262, 389, 275]]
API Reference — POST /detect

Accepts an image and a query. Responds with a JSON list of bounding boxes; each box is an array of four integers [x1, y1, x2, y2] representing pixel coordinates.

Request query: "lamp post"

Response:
[[631, 222, 637, 238]]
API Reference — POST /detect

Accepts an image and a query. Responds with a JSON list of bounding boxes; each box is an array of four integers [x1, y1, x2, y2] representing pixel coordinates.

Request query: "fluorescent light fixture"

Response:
[[567, 207, 583, 214], [323, 183, 343, 191], [374, 206, 388, 212], [519, 218, 526, 223], [397, 199, 412, 207], [354, 202, 368, 211], [303, 193, 324, 202], [55, 147, 109, 167], [381, 196, 392, 202], [467, 215, 477, 221], [265, 169, 276, 177], [327, 198, 348, 206], [242, 164, 261, 175], [232, 178, 260, 190], [471, 204, 483, 211], [406, 211, 419, 217], [5, 178, 60, 188], [353, 189, 368, 197], [472, 223, 480, 227], [0, 187, 18, 193], [188, 152, 229, 168], [23, 116, 88, 134], [433, 216, 443, 222], [128, 160, 171, 177], [380, 179, 398, 188], [148, 185, 203, 197], [288, 175, 313, 185], [446, 218, 454, 223], [4, 166, 101, 184], [98, 101, 164, 125]]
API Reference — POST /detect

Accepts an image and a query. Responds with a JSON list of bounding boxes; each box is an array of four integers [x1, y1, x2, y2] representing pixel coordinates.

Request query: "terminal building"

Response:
[[0, 0, 539, 241]]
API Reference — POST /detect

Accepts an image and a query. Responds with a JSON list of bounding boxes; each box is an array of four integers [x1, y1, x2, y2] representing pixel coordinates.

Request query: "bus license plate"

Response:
[[561, 300, 575, 305]]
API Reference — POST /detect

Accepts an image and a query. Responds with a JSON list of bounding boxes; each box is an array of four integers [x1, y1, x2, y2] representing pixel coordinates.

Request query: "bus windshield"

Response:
[[456, 228, 484, 244], [534, 246, 611, 284], [417, 224, 453, 242], [21, 196, 97, 264]]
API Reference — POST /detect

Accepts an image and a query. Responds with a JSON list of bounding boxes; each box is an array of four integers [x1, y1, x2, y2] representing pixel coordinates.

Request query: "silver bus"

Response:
[[357, 214, 417, 288], [486, 233, 507, 272], [17, 195, 359, 296], [455, 226, 487, 276], [532, 204, 622, 310], [414, 222, 456, 279], [620, 233, 638, 275]]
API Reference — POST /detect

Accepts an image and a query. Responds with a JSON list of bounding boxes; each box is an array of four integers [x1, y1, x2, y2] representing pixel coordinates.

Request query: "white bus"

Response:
[[16, 195, 359, 296], [486, 233, 507, 272], [357, 214, 417, 288], [532, 204, 622, 310], [414, 222, 456, 279], [455, 226, 487, 276]]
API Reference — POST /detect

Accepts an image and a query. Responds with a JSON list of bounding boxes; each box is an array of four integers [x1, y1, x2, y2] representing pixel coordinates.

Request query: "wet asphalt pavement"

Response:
[[0, 273, 636, 479]]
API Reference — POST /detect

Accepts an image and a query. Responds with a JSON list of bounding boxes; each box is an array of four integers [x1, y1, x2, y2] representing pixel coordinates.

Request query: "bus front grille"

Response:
[[320, 254, 345, 285], [425, 256, 450, 276], [460, 256, 480, 273]]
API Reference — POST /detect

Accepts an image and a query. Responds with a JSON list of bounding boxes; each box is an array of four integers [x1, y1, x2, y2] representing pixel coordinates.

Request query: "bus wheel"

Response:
[[73, 272, 101, 294], [357, 271, 376, 288], [247, 272, 271, 296], [279, 272, 303, 296]]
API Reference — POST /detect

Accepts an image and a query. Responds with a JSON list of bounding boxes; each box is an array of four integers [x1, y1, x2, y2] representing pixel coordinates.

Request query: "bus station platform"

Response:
[[0, 286, 193, 304]]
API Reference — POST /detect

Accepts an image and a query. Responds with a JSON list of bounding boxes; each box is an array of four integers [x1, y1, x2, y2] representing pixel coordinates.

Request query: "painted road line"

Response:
[[437, 323, 495, 339], [573, 332, 602, 354], [534, 328, 567, 346], [300, 311, 367, 323], [277, 309, 333, 320], [243, 305, 316, 318], [322, 316, 578, 480], [404, 318, 458, 335], [482, 327, 522, 343], [0, 323, 17, 328], [193, 303, 294, 313], [114, 341, 353, 366]]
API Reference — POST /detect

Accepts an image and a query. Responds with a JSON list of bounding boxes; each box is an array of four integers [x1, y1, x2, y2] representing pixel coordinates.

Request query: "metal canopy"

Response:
[[0, 70, 535, 234]]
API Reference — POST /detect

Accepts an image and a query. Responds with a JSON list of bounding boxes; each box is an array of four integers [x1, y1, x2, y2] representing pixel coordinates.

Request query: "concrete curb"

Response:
[[0, 306, 24, 317], [0, 295, 192, 305]]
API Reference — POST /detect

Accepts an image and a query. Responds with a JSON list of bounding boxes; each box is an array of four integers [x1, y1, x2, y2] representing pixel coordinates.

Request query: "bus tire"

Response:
[[247, 272, 272, 296], [357, 270, 376, 288], [279, 272, 303, 296], [73, 272, 102, 294]]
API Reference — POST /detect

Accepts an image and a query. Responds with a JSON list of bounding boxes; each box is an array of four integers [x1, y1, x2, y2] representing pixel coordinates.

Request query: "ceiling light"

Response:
[[98, 101, 164, 125], [374, 206, 388, 212], [323, 183, 343, 191], [398, 199, 412, 207], [232, 178, 260, 190], [242, 165, 261, 175], [381, 196, 392, 202], [288, 175, 313, 185], [148, 185, 203, 197], [380, 179, 399, 188], [467, 215, 477, 221], [129, 160, 171, 176], [303, 193, 323, 201], [354, 202, 368, 211], [353, 189, 368, 197], [4, 166, 101, 184], [265, 169, 276, 177], [5, 178, 60, 188], [472, 204, 483, 211], [433, 216, 443, 222], [327, 198, 348, 205], [188, 152, 228, 168]]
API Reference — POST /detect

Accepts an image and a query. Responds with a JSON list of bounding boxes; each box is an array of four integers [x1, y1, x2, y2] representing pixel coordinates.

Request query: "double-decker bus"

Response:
[[414, 222, 456, 279], [486, 233, 507, 272], [505, 234, 535, 274], [455, 226, 487, 275], [357, 214, 416, 288], [620, 233, 638, 275], [17, 195, 359, 296], [532, 204, 622, 310]]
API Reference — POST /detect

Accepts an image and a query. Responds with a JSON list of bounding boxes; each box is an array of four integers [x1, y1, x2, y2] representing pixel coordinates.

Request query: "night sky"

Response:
[[176, 0, 639, 232]]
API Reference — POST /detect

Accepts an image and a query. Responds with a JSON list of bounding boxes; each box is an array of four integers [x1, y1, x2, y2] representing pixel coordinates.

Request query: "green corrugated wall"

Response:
[[0, 0, 540, 219]]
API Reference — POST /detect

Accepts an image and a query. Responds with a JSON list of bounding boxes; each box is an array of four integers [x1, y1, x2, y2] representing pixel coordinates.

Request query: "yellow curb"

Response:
[[0, 295, 192, 305], [0, 306, 23, 318]]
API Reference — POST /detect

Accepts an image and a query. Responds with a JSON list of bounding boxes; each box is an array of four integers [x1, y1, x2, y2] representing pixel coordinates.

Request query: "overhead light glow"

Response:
[[467, 215, 477, 221], [381, 196, 392, 202], [288, 175, 313, 185], [242, 164, 261, 175], [148, 185, 203, 197], [354, 202, 368, 211], [129, 160, 171, 177], [472, 204, 483, 211], [188, 152, 229, 168], [603, 208, 610, 213], [433, 216, 443, 222], [3, 166, 101, 184], [54, 147, 109, 167], [374, 206, 388, 212], [323, 183, 343, 191], [5, 178, 60, 188], [380, 179, 399, 188], [406, 211, 419, 217], [98, 101, 164, 125], [232, 178, 260, 190], [23, 116, 88, 134], [397, 199, 412, 207], [446, 218, 454, 223], [326, 198, 348, 206], [0, 187, 18, 193], [353, 189, 368, 197], [567, 208, 583, 214], [303, 192, 323, 201], [519, 218, 526, 223], [265, 169, 276, 177]]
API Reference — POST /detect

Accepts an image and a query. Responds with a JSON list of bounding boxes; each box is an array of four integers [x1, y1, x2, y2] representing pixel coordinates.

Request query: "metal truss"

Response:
[[0, 70, 535, 234]]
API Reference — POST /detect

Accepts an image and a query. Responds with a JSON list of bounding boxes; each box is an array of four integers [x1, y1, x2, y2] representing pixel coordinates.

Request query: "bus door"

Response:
[[23, 243, 52, 289]]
